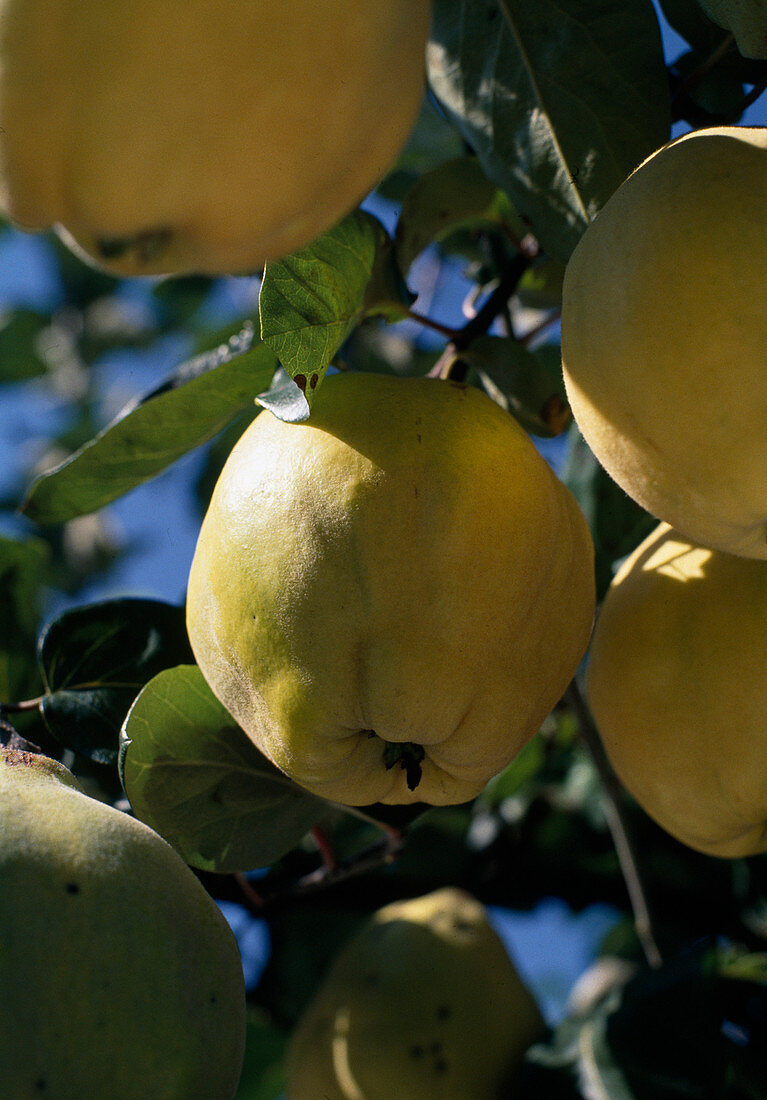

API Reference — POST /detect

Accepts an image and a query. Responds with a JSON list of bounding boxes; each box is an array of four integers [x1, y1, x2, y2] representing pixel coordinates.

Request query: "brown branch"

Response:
[[234, 828, 405, 912], [565, 680, 663, 970]]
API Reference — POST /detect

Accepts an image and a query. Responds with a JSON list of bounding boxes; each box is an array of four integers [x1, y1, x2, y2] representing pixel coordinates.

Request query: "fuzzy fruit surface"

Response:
[[562, 126, 767, 559], [0, 748, 246, 1099], [697, 0, 767, 57], [0, 0, 430, 276], [285, 887, 545, 1099], [587, 523, 767, 858], [186, 371, 595, 807]]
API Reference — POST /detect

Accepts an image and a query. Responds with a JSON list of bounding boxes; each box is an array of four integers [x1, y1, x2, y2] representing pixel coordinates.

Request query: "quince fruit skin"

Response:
[[285, 887, 545, 1099], [0, 0, 431, 277], [0, 747, 246, 1099], [186, 371, 595, 807], [562, 126, 767, 560], [586, 522, 767, 858], [697, 0, 767, 58]]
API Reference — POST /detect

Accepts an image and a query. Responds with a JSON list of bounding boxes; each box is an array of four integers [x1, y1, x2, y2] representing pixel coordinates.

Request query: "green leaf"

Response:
[[458, 334, 571, 437], [395, 155, 527, 273], [21, 325, 278, 524], [562, 426, 655, 598], [0, 310, 50, 381], [234, 1009, 287, 1100], [427, 0, 671, 260], [259, 209, 411, 409], [516, 258, 566, 310], [38, 597, 194, 763], [119, 665, 328, 873], [0, 534, 49, 701]]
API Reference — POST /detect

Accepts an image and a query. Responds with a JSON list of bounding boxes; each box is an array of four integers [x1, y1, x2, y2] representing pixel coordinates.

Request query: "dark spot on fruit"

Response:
[[416, 433, 422, 443], [436, 1004, 452, 1021], [448, 380, 467, 392], [430, 1041, 443, 1054], [35, 1078, 47, 1091], [209, 993, 217, 1005], [409, 1044, 424, 1059], [294, 374, 308, 393], [310, 373, 319, 389], [65, 883, 80, 895], [435, 1057, 449, 1074], [363, 971, 380, 987], [414, 485, 419, 498]]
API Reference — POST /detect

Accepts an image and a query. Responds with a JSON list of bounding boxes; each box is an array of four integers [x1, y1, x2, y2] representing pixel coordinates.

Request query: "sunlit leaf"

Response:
[[21, 326, 277, 524]]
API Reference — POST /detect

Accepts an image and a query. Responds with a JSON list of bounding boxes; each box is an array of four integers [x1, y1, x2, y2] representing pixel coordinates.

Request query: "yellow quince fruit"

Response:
[[562, 126, 767, 559], [586, 522, 767, 858], [0, 0, 431, 276], [0, 747, 246, 1098], [285, 887, 545, 1099], [186, 371, 595, 807]]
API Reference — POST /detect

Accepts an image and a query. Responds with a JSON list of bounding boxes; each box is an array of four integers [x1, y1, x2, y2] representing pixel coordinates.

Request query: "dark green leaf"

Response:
[[119, 665, 328, 873], [459, 334, 571, 436], [562, 427, 655, 599], [234, 1009, 287, 1100], [0, 534, 49, 702], [427, 0, 671, 260], [259, 210, 411, 407], [516, 258, 566, 310], [38, 597, 193, 763], [0, 310, 50, 381], [395, 155, 527, 273], [21, 326, 277, 524]]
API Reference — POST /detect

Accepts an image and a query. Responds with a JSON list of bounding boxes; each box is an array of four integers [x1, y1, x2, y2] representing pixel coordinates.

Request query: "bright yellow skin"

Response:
[[587, 523, 767, 858], [0, 748, 246, 1099], [0, 0, 430, 276], [285, 888, 545, 1099], [697, 0, 767, 58], [187, 371, 595, 807], [562, 126, 767, 560]]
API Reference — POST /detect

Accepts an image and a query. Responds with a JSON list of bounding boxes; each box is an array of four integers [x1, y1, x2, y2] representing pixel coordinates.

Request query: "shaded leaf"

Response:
[[395, 155, 527, 272], [0, 310, 50, 381], [562, 427, 655, 598], [427, 0, 671, 260], [234, 1008, 287, 1100], [459, 334, 571, 436], [0, 534, 49, 702], [21, 325, 277, 524], [38, 597, 193, 763], [259, 210, 411, 408], [120, 665, 328, 873]]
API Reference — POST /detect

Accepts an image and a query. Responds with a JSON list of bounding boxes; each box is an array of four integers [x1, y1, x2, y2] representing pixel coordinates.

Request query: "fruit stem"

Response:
[[565, 679, 663, 970]]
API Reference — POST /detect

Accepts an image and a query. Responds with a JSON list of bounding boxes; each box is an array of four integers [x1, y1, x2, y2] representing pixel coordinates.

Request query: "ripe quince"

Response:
[[285, 887, 545, 1099], [0, 747, 246, 1098], [186, 371, 595, 807], [586, 523, 767, 858], [0, 0, 430, 276], [562, 126, 767, 559]]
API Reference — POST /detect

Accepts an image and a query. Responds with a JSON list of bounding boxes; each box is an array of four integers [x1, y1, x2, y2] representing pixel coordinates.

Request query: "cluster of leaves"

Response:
[[2, 1, 767, 1096]]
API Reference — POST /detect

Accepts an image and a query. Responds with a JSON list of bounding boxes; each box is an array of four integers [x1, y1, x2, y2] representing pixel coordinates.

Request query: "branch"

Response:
[[565, 679, 663, 970], [234, 826, 405, 912]]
